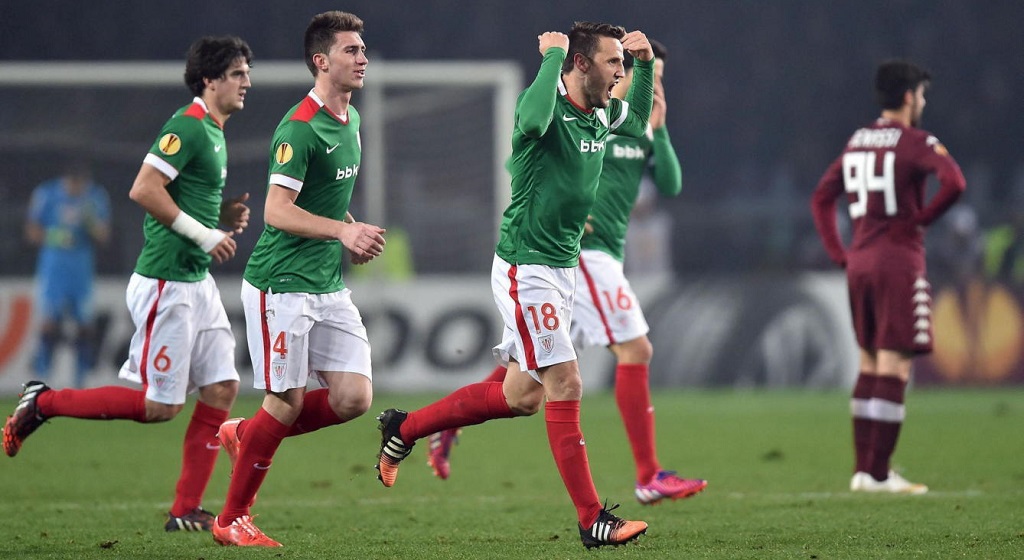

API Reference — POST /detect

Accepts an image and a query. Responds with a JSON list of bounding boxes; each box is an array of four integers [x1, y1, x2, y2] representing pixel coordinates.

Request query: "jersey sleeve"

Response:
[[608, 57, 654, 138], [911, 134, 967, 226], [268, 121, 316, 192], [810, 155, 848, 267], [143, 115, 203, 181], [515, 47, 566, 138], [650, 126, 682, 197]]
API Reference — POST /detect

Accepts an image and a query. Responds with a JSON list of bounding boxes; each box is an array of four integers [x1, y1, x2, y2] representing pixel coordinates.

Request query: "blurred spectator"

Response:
[[930, 204, 984, 287], [984, 208, 1024, 287], [25, 161, 111, 387]]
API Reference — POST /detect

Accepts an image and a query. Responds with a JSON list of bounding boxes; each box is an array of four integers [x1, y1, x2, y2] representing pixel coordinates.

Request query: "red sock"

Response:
[[545, 400, 601, 527], [870, 377, 907, 481], [400, 382, 514, 442], [614, 363, 660, 483], [286, 389, 343, 437], [218, 408, 290, 527], [170, 401, 229, 516], [36, 386, 147, 422], [850, 372, 876, 473], [482, 365, 508, 383]]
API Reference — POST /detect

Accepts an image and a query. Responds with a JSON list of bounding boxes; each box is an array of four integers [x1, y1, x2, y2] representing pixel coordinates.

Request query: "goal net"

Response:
[[0, 60, 522, 277]]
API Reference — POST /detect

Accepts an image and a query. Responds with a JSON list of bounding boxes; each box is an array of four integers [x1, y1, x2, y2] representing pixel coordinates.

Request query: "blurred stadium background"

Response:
[[1, 0, 1023, 393]]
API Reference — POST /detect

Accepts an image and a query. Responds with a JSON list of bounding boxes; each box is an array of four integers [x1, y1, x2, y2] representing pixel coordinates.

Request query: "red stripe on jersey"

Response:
[[578, 256, 616, 345], [138, 279, 167, 387], [508, 265, 539, 371], [184, 102, 207, 120], [260, 290, 272, 388], [290, 96, 321, 123]]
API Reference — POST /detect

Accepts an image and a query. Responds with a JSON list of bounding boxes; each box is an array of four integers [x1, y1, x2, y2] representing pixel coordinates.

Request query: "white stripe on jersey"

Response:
[[269, 173, 303, 192], [143, 153, 179, 181], [608, 100, 629, 131]]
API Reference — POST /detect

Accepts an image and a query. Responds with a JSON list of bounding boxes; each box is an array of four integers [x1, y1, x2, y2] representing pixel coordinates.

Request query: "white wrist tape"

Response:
[[171, 211, 226, 253]]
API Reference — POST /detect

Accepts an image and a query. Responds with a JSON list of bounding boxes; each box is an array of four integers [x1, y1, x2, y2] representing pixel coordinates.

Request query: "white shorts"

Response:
[[491, 255, 577, 382], [119, 273, 239, 405], [572, 249, 650, 348], [242, 280, 372, 393]]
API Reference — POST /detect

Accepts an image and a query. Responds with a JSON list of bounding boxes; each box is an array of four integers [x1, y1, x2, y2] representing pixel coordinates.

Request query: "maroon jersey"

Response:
[[811, 118, 966, 353], [811, 118, 966, 266]]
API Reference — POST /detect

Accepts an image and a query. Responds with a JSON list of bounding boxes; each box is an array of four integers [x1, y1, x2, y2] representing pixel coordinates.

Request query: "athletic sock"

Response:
[[286, 389, 344, 437], [850, 372, 877, 473], [614, 363, 660, 483], [545, 400, 602, 527], [36, 386, 147, 422], [217, 408, 290, 527], [869, 376, 907, 481], [170, 400, 229, 516], [482, 365, 508, 383], [400, 382, 514, 442]]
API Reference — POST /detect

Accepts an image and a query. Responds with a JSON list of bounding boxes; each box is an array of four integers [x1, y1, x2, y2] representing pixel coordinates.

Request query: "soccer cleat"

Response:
[[426, 428, 460, 480], [3, 381, 51, 457], [164, 507, 216, 532], [850, 470, 928, 495], [217, 417, 245, 474], [212, 515, 282, 547], [635, 470, 708, 505], [578, 502, 648, 549], [375, 409, 414, 487]]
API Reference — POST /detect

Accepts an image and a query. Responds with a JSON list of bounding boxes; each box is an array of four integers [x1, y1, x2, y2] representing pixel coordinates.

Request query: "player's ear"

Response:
[[312, 52, 329, 74], [902, 88, 915, 107], [574, 53, 590, 73]]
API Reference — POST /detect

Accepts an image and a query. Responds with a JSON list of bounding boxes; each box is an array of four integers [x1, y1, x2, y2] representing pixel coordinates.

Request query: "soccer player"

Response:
[[25, 163, 111, 388], [811, 59, 966, 494], [210, 11, 385, 548], [3, 36, 253, 532], [426, 39, 707, 506], [374, 22, 655, 549]]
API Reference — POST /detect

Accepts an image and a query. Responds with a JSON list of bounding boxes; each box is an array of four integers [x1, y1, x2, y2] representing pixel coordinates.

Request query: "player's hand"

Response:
[[621, 31, 653, 61], [650, 80, 667, 130], [220, 192, 250, 234], [538, 32, 569, 56], [341, 221, 386, 259], [349, 251, 372, 265], [584, 215, 595, 235], [208, 230, 237, 264]]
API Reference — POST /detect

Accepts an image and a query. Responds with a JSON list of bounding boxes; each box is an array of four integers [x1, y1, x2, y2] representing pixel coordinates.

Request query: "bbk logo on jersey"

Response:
[[337, 164, 360, 180], [579, 139, 605, 153], [612, 143, 647, 160]]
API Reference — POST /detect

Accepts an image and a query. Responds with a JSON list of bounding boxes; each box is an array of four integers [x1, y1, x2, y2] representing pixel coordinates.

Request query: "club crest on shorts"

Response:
[[152, 373, 173, 391], [538, 334, 554, 355], [272, 360, 287, 381]]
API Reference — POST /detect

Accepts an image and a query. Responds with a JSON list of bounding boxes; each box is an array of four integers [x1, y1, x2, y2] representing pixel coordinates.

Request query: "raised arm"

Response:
[[516, 32, 568, 138]]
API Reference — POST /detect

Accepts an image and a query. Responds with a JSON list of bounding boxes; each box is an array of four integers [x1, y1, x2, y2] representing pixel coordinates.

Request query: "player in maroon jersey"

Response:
[[811, 60, 966, 494]]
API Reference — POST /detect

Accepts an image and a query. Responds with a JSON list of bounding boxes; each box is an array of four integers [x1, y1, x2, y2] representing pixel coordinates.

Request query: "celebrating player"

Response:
[[374, 22, 655, 548], [426, 39, 707, 506], [3, 36, 253, 532], [811, 59, 966, 494], [210, 11, 385, 548]]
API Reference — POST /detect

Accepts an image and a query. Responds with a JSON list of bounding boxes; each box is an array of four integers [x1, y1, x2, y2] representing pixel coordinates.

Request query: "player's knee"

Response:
[[507, 390, 544, 416], [144, 401, 183, 423], [329, 390, 372, 421], [615, 336, 653, 363], [198, 379, 240, 410]]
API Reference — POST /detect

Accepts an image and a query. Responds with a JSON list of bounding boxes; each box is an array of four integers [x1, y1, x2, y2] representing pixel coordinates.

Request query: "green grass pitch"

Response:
[[1, 388, 1022, 559]]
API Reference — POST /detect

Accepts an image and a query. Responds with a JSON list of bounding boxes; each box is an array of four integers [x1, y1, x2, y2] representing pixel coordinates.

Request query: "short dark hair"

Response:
[[183, 36, 253, 97], [875, 59, 931, 110], [561, 21, 627, 74], [305, 11, 364, 76]]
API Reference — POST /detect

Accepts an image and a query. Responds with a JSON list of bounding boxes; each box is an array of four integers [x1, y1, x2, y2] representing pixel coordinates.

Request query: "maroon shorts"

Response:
[[846, 253, 932, 354]]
